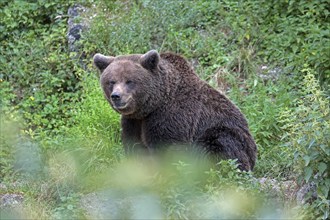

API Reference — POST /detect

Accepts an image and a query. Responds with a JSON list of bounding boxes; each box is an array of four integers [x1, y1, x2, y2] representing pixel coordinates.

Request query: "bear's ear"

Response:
[[93, 53, 115, 73], [140, 50, 160, 71]]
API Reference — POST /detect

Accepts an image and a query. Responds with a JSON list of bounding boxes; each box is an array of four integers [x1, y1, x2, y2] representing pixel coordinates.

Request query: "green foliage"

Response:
[[158, 159, 262, 219], [0, 119, 16, 178], [257, 0, 329, 89], [83, 0, 235, 71], [0, 0, 85, 137], [205, 160, 257, 190], [279, 69, 330, 219], [0, 0, 72, 40], [193, 0, 330, 88]]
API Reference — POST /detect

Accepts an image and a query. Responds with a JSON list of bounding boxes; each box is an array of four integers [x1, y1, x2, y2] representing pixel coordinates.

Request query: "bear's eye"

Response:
[[126, 80, 133, 85], [109, 81, 116, 85]]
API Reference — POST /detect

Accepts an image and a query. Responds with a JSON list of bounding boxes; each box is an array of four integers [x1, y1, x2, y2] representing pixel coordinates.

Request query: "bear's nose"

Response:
[[110, 92, 121, 101]]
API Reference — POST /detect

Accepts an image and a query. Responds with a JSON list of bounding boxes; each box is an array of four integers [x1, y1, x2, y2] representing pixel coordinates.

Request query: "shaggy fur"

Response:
[[93, 50, 257, 171]]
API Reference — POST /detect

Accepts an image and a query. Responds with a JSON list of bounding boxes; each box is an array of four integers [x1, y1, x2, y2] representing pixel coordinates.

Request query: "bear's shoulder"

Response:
[[160, 52, 196, 77]]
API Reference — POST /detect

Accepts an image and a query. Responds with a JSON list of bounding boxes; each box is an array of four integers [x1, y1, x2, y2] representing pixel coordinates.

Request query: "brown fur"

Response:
[[93, 50, 257, 171]]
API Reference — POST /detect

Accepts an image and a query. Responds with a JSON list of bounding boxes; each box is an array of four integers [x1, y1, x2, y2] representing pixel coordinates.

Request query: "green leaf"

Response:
[[320, 144, 330, 156], [318, 162, 327, 175], [303, 155, 310, 166], [304, 167, 313, 182]]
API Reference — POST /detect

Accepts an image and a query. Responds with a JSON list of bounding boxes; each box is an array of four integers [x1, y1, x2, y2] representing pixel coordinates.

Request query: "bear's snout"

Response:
[[111, 91, 121, 101], [109, 90, 134, 114]]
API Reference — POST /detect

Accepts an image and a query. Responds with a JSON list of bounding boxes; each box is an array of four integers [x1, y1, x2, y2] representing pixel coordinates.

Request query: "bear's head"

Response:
[[93, 50, 164, 118]]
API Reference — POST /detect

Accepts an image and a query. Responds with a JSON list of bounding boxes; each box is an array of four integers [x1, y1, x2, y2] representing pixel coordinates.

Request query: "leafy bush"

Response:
[[0, 0, 85, 137], [263, 0, 329, 88], [280, 68, 330, 219], [241, 0, 329, 89]]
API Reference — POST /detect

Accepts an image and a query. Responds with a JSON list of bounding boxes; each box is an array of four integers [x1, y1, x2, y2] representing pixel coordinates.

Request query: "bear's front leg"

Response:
[[121, 117, 149, 156]]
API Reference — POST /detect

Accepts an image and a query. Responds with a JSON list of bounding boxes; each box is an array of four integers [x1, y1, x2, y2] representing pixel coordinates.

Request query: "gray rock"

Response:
[[258, 65, 283, 82], [67, 4, 89, 53], [67, 3, 91, 71], [0, 193, 24, 208], [258, 177, 297, 201], [296, 182, 318, 205], [258, 177, 319, 205]]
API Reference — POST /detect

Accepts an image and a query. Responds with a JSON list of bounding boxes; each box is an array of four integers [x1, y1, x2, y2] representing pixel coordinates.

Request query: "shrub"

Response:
[[0, 0, 85, 137], [280, 68, 330, 219]]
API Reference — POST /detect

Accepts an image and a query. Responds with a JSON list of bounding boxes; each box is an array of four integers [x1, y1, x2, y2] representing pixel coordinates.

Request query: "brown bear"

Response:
[[93, 50, 257, 171]]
